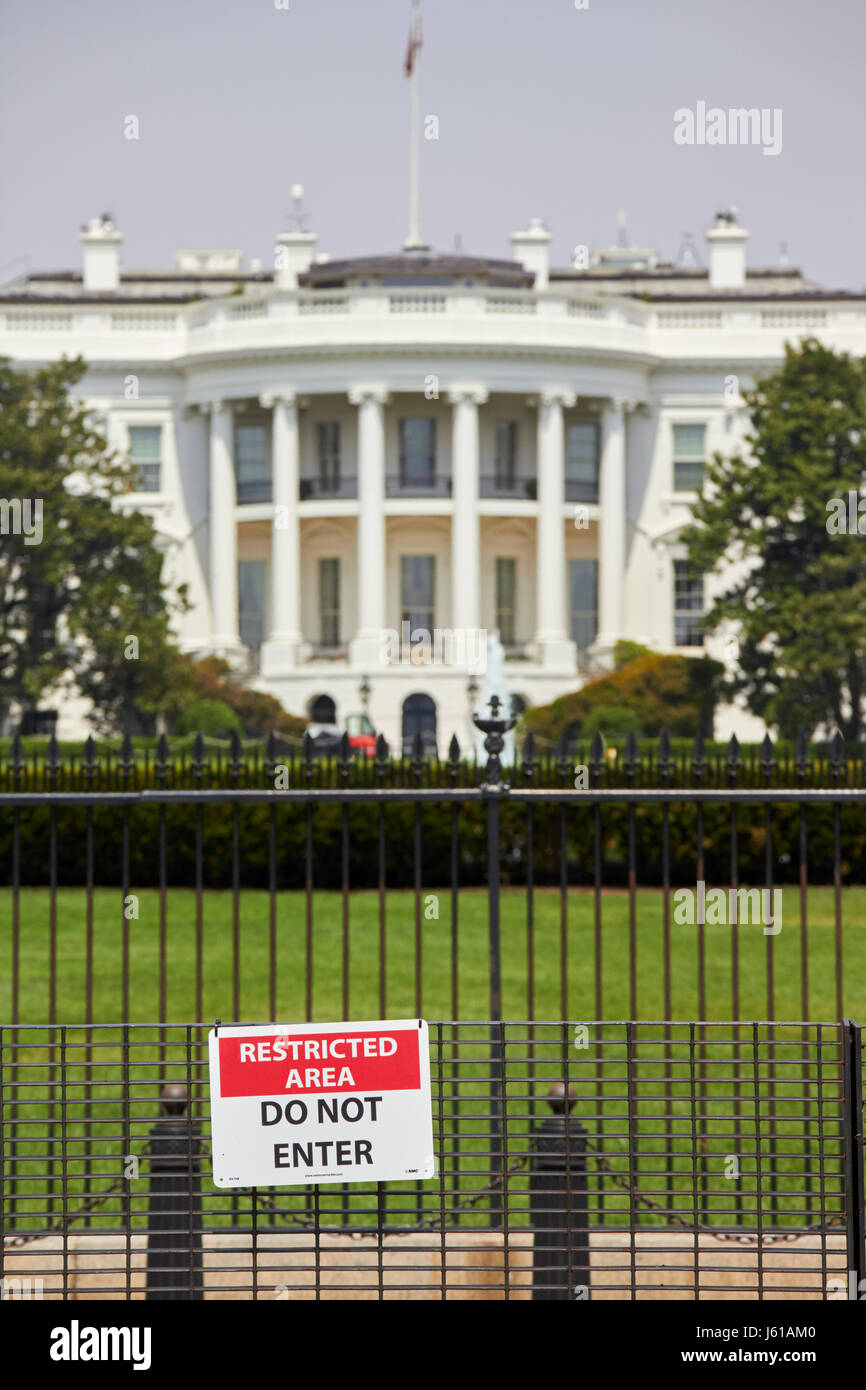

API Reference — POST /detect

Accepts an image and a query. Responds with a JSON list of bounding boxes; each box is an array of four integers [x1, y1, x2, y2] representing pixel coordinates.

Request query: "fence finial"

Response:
[[472, 694, 516, 786], [546, 1082, 577, 1115]]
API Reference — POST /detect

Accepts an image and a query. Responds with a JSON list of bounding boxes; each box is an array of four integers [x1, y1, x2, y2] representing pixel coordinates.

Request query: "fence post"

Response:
[[842, 1020, 866, 1300], [145, 1083, 203, 1301], [474, 696, 516, 1227], [530, 1083, 589, 1301]]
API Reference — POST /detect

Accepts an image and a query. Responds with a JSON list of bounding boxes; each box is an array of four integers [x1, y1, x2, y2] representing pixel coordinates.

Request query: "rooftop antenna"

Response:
[[616, 208, 628, 248], [779, 240, 790, 267], [453, 232, 463, 254], [287, 183, 308, 233], [403, 2, 428, 252]]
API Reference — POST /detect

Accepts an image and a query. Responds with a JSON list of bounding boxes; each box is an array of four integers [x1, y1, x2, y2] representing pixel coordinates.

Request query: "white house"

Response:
[[2, 206, 863, 749]]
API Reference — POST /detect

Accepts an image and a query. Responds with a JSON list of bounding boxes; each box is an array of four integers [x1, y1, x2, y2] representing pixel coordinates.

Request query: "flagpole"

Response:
[[405, 1, 423, 250]]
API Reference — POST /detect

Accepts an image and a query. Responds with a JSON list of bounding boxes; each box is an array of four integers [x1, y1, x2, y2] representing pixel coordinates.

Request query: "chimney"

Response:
[[79, 214, 123, 292], [274, 183, 317, 289], [705, 209, 748, 291], [509, 217, 551, 290]]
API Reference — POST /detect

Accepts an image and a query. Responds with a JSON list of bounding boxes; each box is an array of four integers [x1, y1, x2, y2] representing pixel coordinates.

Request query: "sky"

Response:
[[1, 0, 864, 289]]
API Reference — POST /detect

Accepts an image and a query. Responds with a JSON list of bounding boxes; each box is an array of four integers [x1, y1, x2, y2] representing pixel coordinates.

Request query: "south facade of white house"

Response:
[[2, 207, 863, 751]]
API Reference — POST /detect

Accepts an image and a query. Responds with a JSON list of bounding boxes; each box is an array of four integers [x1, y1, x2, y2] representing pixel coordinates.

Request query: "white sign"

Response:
[[208, 1019, 434, 1188]]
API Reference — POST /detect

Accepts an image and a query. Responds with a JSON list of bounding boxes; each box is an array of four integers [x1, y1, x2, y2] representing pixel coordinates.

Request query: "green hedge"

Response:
[[1, 795, 863, 888]]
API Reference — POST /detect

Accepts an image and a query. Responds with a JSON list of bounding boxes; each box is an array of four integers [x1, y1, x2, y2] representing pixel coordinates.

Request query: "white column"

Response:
[[448, 387, 487, 638], [204, 400, 242, 658], [534, 389, 577, 670], [592, 397, 631, 666], [259, 391, 303, 675], [349, 387, 389, 665]]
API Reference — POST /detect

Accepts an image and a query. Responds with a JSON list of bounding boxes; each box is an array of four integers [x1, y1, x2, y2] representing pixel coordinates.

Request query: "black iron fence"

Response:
[[0, 1020, 861, 1300], [3, 727, 866, 791]]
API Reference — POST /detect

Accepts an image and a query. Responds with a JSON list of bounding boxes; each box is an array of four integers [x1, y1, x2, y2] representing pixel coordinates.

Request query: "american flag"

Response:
[[404, 2, 422, 77]]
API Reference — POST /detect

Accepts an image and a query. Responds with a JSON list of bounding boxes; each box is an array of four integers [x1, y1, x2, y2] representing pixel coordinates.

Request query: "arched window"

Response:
[[402, 693, 437, 756], [309, 694, 336, 725]]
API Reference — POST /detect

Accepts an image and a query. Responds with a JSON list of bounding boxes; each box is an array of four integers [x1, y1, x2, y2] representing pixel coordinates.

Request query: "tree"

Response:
[[682, 339, 866, 740], [0, 356, 188, 733]]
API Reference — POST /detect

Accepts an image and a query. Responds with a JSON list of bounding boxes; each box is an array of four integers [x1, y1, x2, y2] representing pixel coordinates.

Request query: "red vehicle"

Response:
[[307, 712, 382, 759]]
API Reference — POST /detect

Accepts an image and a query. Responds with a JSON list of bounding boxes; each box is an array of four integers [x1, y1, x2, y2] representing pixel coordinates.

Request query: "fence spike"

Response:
[[830, 729, 845, 764], [448, 733, 460, 764], [624, 730, 637, 765], [590, 730, 605, 765], [375, 732, 388, 762], [523, 731, 536, 765]]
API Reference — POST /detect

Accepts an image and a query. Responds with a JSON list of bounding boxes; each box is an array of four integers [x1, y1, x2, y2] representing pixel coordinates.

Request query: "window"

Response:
[[319, 558, 340, 648], [235, 423, 270, 503], [238, 559, 267, 655], [310, 694, 336, 725], [317, 422, 341, 491], [569, 558, 598, 656], [495, 557, 517, 646], [399, 419, 436, 487], [494, 421, 517, 489], [401, 555, 435, 636], [673, 424, 706, 492], [128, 425, 162, 492], [565, 423, 599, 502], [402, 692, 437, 756], [673, 560, 704, 646]]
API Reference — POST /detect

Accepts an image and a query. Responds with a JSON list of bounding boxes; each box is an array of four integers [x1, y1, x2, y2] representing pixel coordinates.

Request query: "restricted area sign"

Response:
[[208, 1019, 434, 1188]]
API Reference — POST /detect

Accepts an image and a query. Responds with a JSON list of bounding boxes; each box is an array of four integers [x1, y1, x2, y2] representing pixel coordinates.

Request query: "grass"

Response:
[[1, 884, 865, 1025], [1, 886, 860, 1236]]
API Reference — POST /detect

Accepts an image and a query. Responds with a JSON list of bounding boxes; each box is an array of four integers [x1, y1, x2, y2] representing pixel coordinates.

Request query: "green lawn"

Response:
[[2, 884, 865, 1025], [1, 886, 858, 1235]]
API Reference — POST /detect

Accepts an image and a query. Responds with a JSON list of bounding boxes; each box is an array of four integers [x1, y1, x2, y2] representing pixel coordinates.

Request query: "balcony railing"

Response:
[[236, 479, 272, 504], [479, 475, 537, 500], [299, 475, 358, 501], [386, 474, 452, 498], [565, 479, 599, 504]]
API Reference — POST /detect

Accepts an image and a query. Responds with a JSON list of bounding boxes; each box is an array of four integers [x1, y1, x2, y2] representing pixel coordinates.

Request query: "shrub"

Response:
[[581, 705, 641, 741], [614, 640, 653, 670], [525, 652, 724, 745], [175, 699, 243, 738]]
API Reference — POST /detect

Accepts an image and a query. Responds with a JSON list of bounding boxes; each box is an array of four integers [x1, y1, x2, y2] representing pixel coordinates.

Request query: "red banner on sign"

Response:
[[217, 1028, 421, 1098]]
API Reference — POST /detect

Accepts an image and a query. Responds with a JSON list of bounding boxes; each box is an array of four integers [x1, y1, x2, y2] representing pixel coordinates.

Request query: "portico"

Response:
[[200, 381, 642, 703]]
